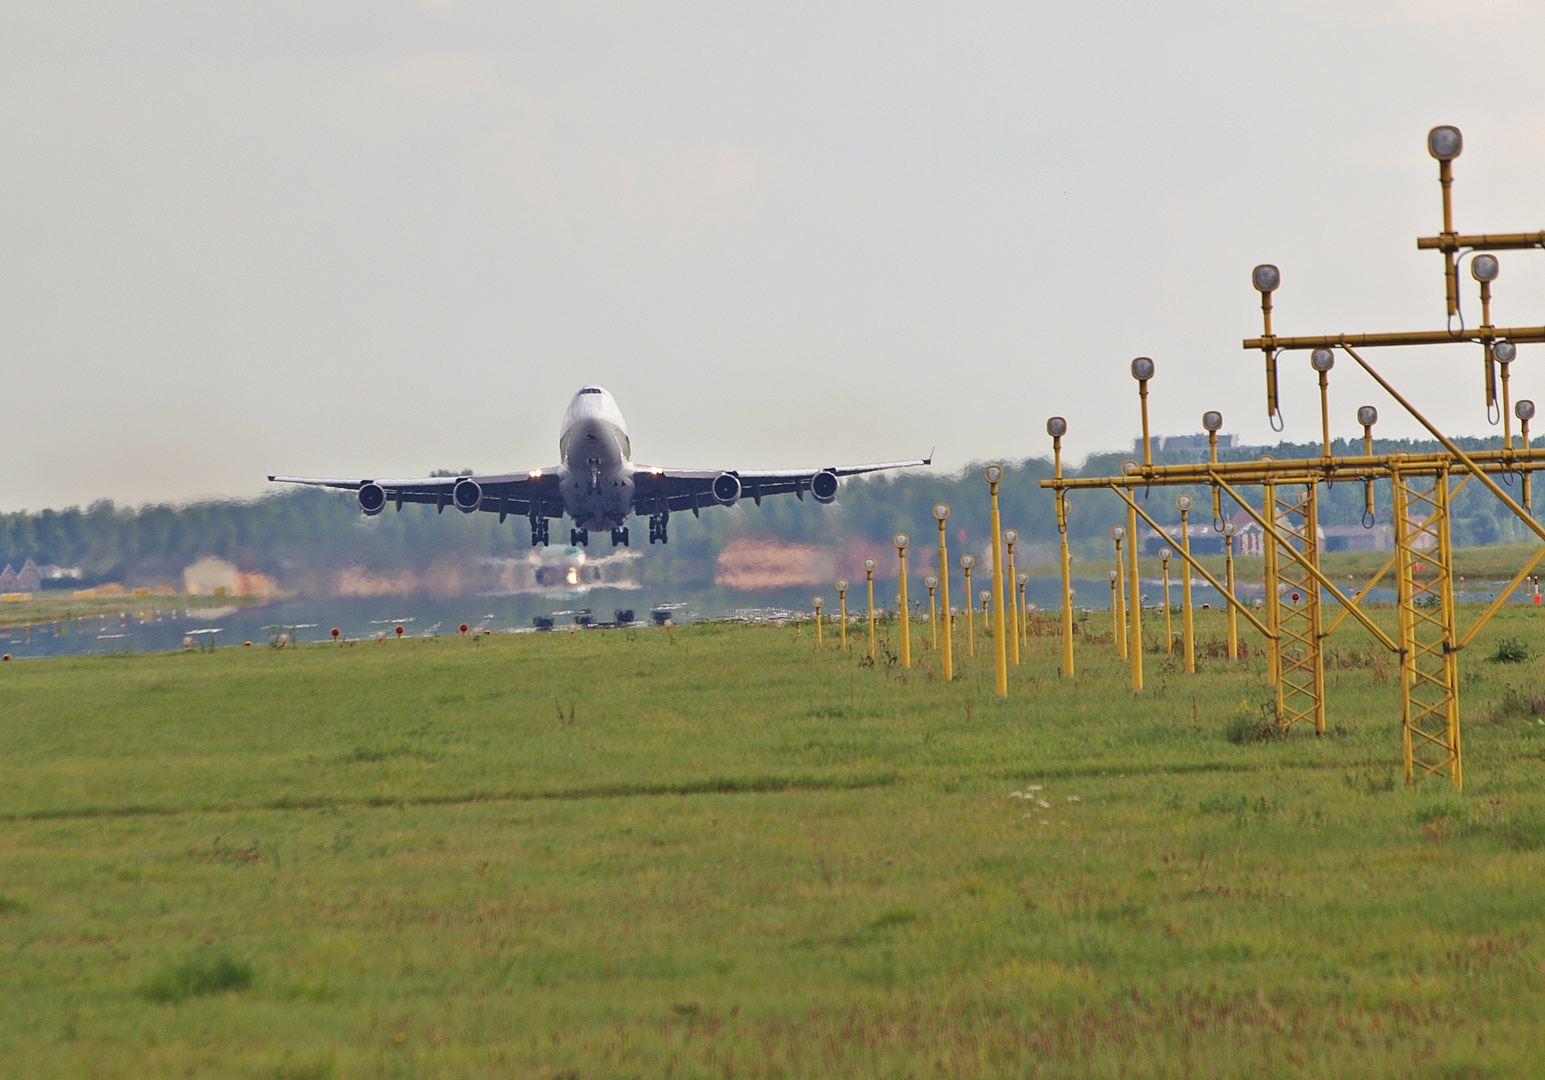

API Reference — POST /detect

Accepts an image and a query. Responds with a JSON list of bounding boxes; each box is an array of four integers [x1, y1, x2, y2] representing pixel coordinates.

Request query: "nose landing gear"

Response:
[[610, 527, 630, 547]]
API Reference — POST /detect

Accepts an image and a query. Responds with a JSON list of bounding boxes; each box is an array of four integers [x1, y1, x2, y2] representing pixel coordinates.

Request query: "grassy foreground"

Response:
[[2, 610, 1545, 1078]]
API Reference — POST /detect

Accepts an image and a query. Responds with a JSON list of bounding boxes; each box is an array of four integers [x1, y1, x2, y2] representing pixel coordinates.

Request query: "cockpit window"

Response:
[[579, 387, 602, 395]]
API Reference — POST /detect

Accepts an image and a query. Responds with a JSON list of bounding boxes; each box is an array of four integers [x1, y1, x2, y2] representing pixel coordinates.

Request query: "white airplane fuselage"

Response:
[[557, 387, 635, 533]]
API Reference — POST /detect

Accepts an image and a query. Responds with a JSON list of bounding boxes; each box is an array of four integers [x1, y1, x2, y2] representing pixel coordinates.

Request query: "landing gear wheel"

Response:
[[570, 528, 589, 547], [530, 517, 550, 547], [611, 527, 630, 547]]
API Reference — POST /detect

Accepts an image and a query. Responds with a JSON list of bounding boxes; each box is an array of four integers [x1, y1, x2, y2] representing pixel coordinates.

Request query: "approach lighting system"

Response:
[[1221, 521, 1235, 537], [1110, 526, 1125, 541], [1518, 400, 1537, 422], [925, 575, 938, 589], [893, 533, 909, 550], [1358, 405, 1379, 427], [1130, 357, 1154, 381], [1158, 546, 1173, 562], [984, 465, 1003, 484], [1047, 416, 1067, 437], [960, 554, 974, 570], [1004, 528, 1018, 545], [1252, 264, 1281, 293], [1428, 125, 1462, 161], [933, 503, 950, 521], [1472, 254, 1500, 282], [1203, 411, 1223, 432], [836, 578, 849, 592], [1311, 349, 1335, 372], [1108, 570, 1119, 582], [863, 559, 876, 573], [1017, 572, 1029, 586], [1176, 495, 1192, 512], [1494, 341, 1517, 363]]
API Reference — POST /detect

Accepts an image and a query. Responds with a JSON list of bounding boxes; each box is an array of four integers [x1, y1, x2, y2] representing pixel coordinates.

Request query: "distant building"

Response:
[[1322, 523, 1394, 553], [16, 559, 42, 592], [0, 565, 18, 592]]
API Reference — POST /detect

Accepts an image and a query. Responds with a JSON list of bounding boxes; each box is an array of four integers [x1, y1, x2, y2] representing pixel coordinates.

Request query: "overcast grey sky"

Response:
[[2, 1, 1543, 511]]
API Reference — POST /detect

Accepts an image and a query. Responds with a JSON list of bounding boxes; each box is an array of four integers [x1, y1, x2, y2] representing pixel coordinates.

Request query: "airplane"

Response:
[[270, 385, 930, 547]]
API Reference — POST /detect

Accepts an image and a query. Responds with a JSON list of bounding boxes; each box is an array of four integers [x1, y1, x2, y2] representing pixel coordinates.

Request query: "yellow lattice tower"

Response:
[[1392, 464, 1462, 787], [1269, 483, 1325, 734]]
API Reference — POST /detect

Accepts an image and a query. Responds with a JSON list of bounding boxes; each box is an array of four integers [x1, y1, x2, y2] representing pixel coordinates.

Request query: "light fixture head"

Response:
[[1159, 546, 1173, 561], [1046, 416, 1067, 438], [1130, 357, 1155, 381], [984, 464, 1003, 484], [925, 575, 938, 589], [1017, 572, 1029, 585], [1004, 528, 1019, 545], [933, 502, 950, 521], [979, 589, 991, 603], [1252, 264, 1281, 293], [1472, 254, 1500, 282], [1494, 340, 1517, 363], [893, 532, 909, 550], [1111, 526, 1125, 541], [1517, 399, 1536, 422], [1358, 405, 1378, 427], [813, 596, 824, 608], [835, 578, 849, 592], [863, 558, 876, 573], [1202, 410, 1223, 432], [1428, 125, 1462, 161], [1222, 521, 1236, 537], [1176, 494, 1193, 512], [1311, 348, 1335, 372], [960, 554, 974, 570], [1108, 570, 1119, 582]]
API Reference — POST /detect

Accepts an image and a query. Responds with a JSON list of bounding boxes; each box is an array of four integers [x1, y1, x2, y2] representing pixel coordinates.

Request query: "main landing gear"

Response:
[[648, 513, 669, 545], [611, 527, 630, 547], [529, 516, 550, 547], [570, 528, 589, 547]]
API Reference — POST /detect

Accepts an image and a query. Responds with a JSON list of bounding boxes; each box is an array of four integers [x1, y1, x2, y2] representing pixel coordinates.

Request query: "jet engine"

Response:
[[810, 469, 839, 504], [358, 482, 387, 516], [452, 478, 483, 513], [712, 472, 741, 506]]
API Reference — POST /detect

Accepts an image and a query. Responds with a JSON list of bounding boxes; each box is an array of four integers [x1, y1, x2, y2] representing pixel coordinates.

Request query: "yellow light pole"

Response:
[[1159, 546, 1174, 654], [984, 465, 1009, 698], [979, 589, 991, 637], [934, 503, 953, 681], [835, 579, 850, 650], [894, 533, 911, 669], [1221, 521, 1238, 661], [1359, 406, 1379, 523], [1003, 529, 1021, 666], [925, 575, 939, 649], [1519, 400, 1536, 511], [1177, 494, 1196, 674], [1048, 417, 1075, 678], [1016, 572, 1030, 646], [1110, 525, 1128, 660], [864, 559, 877, 661], [961, 554, 976, 658], [1108, 570, 1121, 646], [812, 596, 824, 647]]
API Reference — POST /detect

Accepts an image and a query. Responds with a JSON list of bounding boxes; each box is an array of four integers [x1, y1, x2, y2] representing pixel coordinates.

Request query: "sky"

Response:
[[2, 1, 1544, 511]]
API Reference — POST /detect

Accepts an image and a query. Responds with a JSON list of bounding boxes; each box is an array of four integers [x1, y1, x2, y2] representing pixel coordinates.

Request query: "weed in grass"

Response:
[[1487, 684, 1545, 725], [139, 951, 254, 1002], [0, 894, 27, 914], [1491, 635, 1535, 663], [1223, 696, 1279, 744]]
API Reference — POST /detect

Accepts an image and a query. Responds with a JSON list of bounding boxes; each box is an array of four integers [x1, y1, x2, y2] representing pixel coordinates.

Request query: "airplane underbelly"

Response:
[[560, 419, 633, 530]]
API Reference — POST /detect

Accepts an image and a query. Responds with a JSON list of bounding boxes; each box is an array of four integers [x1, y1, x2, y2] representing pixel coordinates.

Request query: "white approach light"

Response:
[[1202, 411, 1223, 432], [1111, 526, 1125, 541], [1004, 529, 1019, 545], [960, 554, 974, 569], [1159, 547, 1173, 561], [1176, 495, 1192, 512], [925, 576, 938, 589], [893, 533, 909, 550], [1108, 570, 1119, 582], [1494, 341, 1517, 363], [835, 579, 849, 592], [933, 502, 950, 521], [1517, 400, 1536, 422], [1311, 349, 1335, 372], [1047, 416, 1067, 437], [1358, 405, 1379, 427], [984, 465, 1003, 484], [1221, 521, 1236, 537], [863, 559, 876, 573], [1428, 125, 1462, 161], [1252, 264, 1281, 293], [1472, 254, 1500, 282], [1131, 357, 1155, 381]]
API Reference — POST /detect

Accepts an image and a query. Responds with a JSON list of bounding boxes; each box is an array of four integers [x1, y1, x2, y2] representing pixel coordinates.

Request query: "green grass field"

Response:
[[3, 607, 1545, 1078]]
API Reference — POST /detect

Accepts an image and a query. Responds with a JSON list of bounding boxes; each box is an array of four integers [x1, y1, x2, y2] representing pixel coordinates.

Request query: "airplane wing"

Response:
[[268, 470, 565, 520], [629, 457, 931, 516]]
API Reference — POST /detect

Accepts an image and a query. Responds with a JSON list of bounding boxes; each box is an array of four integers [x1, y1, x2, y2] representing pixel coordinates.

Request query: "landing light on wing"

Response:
[[529, 470, 542, 478]]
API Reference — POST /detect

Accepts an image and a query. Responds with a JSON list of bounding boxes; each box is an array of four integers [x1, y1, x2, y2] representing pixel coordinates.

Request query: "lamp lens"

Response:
[[1108, 570, 1118, 581], [1202, 410, 1223, 432], [960, 555, 974, 569], [1311, 348, 1335, 372], [813, 596, 823, 607], [1222, 521, 1235, 536], [933, 502, 950, 520], [1130, 357, 1155, 380], [893, 533, 909, 549], [925, 576, 937, 588], [1111, 526, 1125, 541], [1494, 341, 1517, 363], [1472, 254, 1499, 282], [863, 559, 876, 572], [1428, 125, 1462, 161], [1018, 572, 1028, 584], [836, 579, 849, 591], [984, 465, 1003, 483], [1358, 405, 1378, 427], [1159, 547, 1172, 560], [1518, 399, 1536, 421], [1004, 529, 1018, 544], [1252, 264, 1281, 292], [1046, 416, 1067, 437], [1176, 494, 1192, 511]]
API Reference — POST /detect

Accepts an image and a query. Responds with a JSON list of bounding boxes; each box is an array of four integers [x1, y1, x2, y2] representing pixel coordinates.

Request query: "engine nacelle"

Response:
[[358, 482, 386, 516], [452, 478, 483, 514], [712, 472, 741, 506], [810, 469, 839, 504]]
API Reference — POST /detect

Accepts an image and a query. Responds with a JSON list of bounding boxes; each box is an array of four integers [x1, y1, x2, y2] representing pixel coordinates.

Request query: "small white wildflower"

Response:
[[1067, 796, 1081, 802], [1008, 791, 1025, 799], [1036, 799, 1051, 809], [1027, 785, 1043, 791]]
